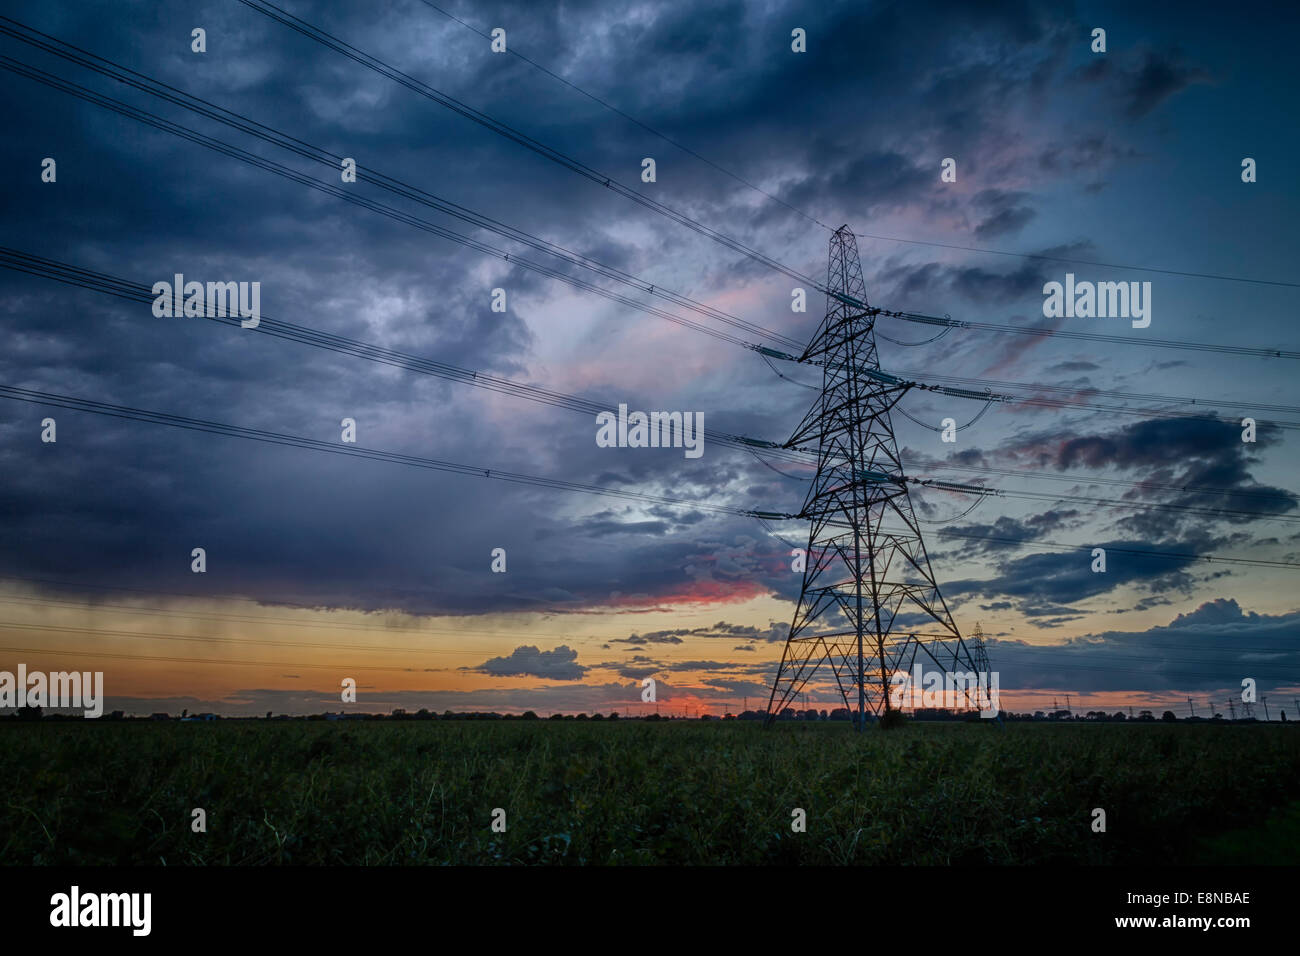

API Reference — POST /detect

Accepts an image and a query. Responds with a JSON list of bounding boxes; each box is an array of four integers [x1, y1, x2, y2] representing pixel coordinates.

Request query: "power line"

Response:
[[876, 326, 954, 347], [10, 16, 1292, 366], [239, 1, 1300, 312], [410, 0, 835, 233], [7, 35, 1289, 567], [0, 16, 803, 351], [908, 477, 1300, 526], [12, 250, 1296, 529], [234, 0, 828, 290], [0, 246, 814, 465], [914, 494, 991, 524], [757, 518, 1299, 569], [8, 380, 1292, 570], [926, 527, 1298, 569], [13, 245, 1298, 523], [761, 347, 1300, 429], [0, 383, 767, 519], [933, 392, 1300, 431], [13, 245, 1296, 530], [9, 42, 1294, 378], [894, 397, 997, 432], [879, 310, 1300, 360], [908, 456, 1298, 506], [854, 231, 1300, 290], [0, 54, 770, 353], [889, 365, 1300, 417]]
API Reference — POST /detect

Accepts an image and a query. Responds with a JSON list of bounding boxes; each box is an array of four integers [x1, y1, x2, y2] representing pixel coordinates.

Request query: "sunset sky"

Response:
[[1, 0, 1297, 718]]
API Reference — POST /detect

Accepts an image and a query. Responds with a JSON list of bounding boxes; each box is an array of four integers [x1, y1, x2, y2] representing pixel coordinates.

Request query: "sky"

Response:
[[1, 0, 1297, 718]]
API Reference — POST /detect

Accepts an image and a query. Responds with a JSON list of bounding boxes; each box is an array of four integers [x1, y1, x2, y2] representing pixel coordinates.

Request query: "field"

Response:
[[2, 720, 1298, 865]]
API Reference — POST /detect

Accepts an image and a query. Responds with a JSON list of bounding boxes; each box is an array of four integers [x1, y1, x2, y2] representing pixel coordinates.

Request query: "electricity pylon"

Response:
[[765, 225, 984, 730], [970, 620, 991, 680]]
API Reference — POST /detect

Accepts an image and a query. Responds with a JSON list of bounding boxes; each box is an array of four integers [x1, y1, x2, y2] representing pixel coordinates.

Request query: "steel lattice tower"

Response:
[[765, 225, 983, 729]]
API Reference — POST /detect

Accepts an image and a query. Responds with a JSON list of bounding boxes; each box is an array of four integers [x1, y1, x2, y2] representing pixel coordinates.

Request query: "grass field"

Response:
[[2, 720, 1298, 865]]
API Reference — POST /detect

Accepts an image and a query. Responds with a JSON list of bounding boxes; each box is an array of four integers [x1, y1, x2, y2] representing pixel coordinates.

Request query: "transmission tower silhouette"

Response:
[[765, 225, 985, 730]]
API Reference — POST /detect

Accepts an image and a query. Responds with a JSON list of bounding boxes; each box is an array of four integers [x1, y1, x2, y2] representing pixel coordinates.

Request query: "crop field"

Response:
[[2, 721, 1298, 865]]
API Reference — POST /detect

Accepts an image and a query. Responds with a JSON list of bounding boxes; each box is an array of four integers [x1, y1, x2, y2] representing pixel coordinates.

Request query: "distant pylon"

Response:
[[970, 621, 991, 677], [970, 621, 992, 714], [765, 226, 984, 730]]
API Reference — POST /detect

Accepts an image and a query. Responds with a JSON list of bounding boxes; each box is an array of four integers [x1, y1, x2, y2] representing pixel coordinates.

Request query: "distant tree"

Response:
[[1139, 710, 1155, 721], [520, 710, 538, 720], [1161, 710, 1177, 722], [1112, 711, 1126, 721]]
